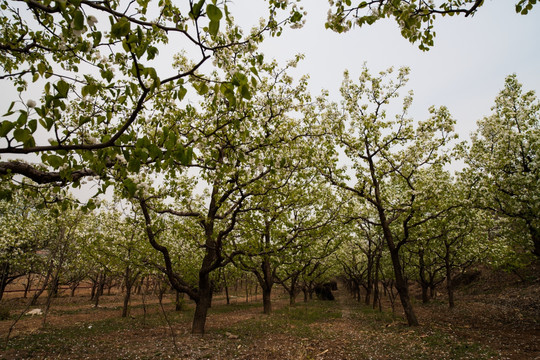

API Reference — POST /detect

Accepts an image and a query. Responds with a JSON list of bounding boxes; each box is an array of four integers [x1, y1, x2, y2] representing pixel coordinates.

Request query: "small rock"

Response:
[[26, 308, 43, 316]]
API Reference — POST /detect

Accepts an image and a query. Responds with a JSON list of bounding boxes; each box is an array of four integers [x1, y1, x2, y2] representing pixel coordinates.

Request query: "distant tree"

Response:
[[0, 186, 46, 301], [465, 75, 540, 258], [135, 49, 313, 334], [322, 66, 458, 326]]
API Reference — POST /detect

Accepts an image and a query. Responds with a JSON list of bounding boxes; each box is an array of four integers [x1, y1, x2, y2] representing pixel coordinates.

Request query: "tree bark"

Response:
[[262, 287, 272, 314], [444, 245, 455, 308], [191, 272, 212, 335], [364, 247, 373, 305], [222, 269, 230, 305], [375, 196, 418, 325], [0, 262, 9, 302], [418, 249, 430, 304], [527, 222, 540, 258], [122, 267, 134, 318], [23, 273, 32, 298], [373, 252, 381, 310]]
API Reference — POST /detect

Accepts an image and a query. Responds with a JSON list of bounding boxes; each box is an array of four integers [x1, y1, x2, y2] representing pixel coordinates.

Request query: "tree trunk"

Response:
[[368, 148, 418, 326], [222, 269, 230, 305], [289, 291, 296, 305], [70, 281, 79, 297], [175, 290, 183, 311], [23, 273, 32, 298], [122, 268, 133, 318], [365, 251, 373, 305], [379, 215, 418, 325], [527, 222, 540, 258], [418, 249, 430, 304], [0, 262, 9, 302], [373, 253, 381, 310], [191, 272, 212, 335], [262, 286, 272, 314], [90, 279, 96, 300], [94, 273, 105, 308], [444, 245, 455, 308], [388, 244, 419, 326]]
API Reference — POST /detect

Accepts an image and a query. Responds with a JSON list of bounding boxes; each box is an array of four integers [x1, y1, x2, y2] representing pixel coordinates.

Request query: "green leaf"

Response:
[[191, 0, 206, 18], [208, 20, 219, 36], [13, 128, 30, 142], [206, 4, 222, 21], [123, 178, 137, 197], [3, 101, 15, 116], [290, 11, 302, 23], [47, 155, 64, 168], [92, 31, 102, 47], [0, 121, 15, 137], [55, 80, 70, 98], [147, 46, 159, 60], [197, 83, 209, 95], [28, 119, 37, 133], [73, 10, 85, 30], [178, 87, 187, 101], [111, 17, 131, 38], [17, 110, 28, 126], [240, 84, 251, 100]]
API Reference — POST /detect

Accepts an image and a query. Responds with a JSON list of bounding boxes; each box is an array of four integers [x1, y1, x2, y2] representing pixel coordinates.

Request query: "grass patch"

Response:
[[412, 330, 498, 360], [219, 300, 341, 339], [207, 301, 261, 315], [3, 307, 190, 357]]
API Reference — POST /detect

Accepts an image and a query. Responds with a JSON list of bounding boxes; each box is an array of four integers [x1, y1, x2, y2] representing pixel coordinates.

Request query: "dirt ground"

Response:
[[0, 271, 539, 360]]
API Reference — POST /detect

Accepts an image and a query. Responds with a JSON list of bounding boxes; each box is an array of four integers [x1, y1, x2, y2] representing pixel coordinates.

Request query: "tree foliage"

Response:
[[465, 74, 540, 258], [325, 0, 537, 50]]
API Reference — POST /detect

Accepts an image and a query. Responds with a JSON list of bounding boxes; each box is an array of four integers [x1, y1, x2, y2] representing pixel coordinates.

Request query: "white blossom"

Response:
[[87, 15, 98, 28]]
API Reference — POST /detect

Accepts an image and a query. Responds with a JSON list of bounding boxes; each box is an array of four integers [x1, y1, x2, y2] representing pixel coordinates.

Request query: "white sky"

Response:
[[231, 0, 540, 142]]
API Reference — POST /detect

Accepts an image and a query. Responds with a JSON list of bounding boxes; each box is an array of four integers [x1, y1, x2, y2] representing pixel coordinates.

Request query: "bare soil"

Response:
[[0, 268, 538, 360]]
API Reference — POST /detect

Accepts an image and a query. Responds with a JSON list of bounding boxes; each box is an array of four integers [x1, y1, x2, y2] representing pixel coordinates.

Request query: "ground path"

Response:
[[1, 284, 539, 359]]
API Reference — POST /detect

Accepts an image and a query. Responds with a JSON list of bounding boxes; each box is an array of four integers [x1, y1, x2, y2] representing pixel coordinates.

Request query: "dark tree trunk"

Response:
[[367, 147, 418, 326], [380, 216, 419, 326], [245, 273, 250, 303], [388, 242, 418, 325], [365, 250, 373, 305], [50, 276, 60, 298], [262, 286, 272, 314], [176, 291, 183, 311], [429, 285, 436, 299], [70, 281, 79, 297], [527, 222, 540, 258], [373, 253, 381, 310], [94, 273, 106, 308], [31, 265, 54, 306], [260, 257, 274, 314], [192, 272, 212, 335], [289, 291, 296, 305], [0, 262, 9, 302], [418, 249, 430, 304], [122, 267, 133, 318], [444, 244, 455, 308], [222, 269, 230, 305], [24, 273, 32, 298]]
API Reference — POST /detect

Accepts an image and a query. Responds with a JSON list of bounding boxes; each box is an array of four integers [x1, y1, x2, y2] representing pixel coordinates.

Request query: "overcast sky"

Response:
[[231, 0, 540, 142]]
